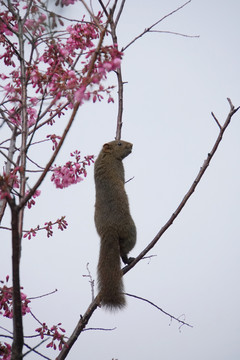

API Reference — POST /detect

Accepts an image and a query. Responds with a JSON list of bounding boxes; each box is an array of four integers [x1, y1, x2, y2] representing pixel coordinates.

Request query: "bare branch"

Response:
[[82, 263, 95, 302], [123, 99, 240, 274], [98, 0, 108, 17], [56, 294, 101, 360], [0, 149, 18, 168], [211, 112, 222, 129], [115, 0, 126, 27], [149, 30, 199, 38], [83, 326, 116, 331], [22, 339, 50, 359], [0, 127, 17, 223], [107, 1, 126, 140], [114, 66, 124, 140], [28, 289, 58, 300], [0, 326, 13, 335], [125, 293, 193, 329], [122, 0, 193, 51]]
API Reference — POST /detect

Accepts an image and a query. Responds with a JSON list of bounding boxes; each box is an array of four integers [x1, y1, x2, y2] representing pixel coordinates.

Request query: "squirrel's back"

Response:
[[94, 140, 136, 309]]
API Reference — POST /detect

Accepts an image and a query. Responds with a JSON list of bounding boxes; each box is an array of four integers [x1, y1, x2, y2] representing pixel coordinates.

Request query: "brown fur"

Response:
[[94, 140, 136, 309]]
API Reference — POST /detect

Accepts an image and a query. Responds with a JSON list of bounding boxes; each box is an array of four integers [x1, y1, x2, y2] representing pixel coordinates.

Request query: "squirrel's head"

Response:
[[102, 140, 133, 160]]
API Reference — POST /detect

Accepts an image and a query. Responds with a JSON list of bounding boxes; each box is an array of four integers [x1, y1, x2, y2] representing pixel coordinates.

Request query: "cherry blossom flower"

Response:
[[0, 276, 31, 319], [25, 189, 41, 209], [51, 152, 94, 189]]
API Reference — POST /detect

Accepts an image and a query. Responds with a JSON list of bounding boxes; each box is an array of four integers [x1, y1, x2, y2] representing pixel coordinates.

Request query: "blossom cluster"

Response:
[[23, 216, 68, 240], [0, 342, 11, 360], [51, 151, 94, 189], [0, 170, 41, 205], [0, 276, 31, 319], [0, 1, 122, 129], [26, 190, 41, 209], [47, 134, 62, 150], [0, 168, 20, 200], [35, 322, 66, 351]]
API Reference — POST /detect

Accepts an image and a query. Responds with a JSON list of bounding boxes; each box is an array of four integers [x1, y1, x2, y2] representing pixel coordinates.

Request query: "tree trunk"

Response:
[[11, 204, 23, 360]]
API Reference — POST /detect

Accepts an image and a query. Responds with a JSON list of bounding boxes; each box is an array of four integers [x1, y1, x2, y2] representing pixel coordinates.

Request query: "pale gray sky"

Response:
[[1, 1, 240, 359]]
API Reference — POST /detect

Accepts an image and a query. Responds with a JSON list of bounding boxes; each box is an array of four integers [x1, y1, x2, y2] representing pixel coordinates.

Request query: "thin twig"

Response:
[[0, 149, 18, 168], [0, 127, 17, 223], [149, 30, 199, 38], [81, 0, 104, 30], [98, 0, 108, 17], [122, 0, 192, 51], [28, 289, 58, 300], [211, 111, 222, 129], [22, 339, 50, 359], [108, 1, 126, 140], [82, 263, 95, 302], [0, 334, 13, 340], [83, 326, 116, 332], [55, 294, 101, 360], [0, 326, 13, 335], [115, 0, 126, 27], [125, 293, 193, 329]]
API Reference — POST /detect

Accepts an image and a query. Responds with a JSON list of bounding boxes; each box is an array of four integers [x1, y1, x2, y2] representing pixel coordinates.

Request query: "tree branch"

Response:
[[0, 127, 17, 223], [56, 99, 239, 359], [55, 294, 101, 360], [108, 1, 126, 140], [10, 203, 24, 360], [123, 98, 240, 274], [115, 0, 126, 27], [125, 293, 193, 329], [148, 30, 199, 38], [122, 0, 192, 51]]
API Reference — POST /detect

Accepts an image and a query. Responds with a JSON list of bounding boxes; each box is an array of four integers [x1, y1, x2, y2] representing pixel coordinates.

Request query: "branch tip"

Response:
[[227, 97, 234, 110], [211, 112, 222, 129]]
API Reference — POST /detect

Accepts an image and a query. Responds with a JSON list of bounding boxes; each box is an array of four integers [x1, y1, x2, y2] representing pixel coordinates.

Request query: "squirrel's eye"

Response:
[[118, 142, 122, 146]]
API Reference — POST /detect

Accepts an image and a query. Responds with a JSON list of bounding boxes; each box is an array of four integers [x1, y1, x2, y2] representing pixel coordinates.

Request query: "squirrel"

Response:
[[94, 140, 136, 310]]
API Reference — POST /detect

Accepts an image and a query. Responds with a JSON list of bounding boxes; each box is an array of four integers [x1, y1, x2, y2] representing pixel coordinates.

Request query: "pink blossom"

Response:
[[25, 189, 41, 209], [27, 107, 37, 126], [23, 228, 38, 240], [108, 96, 114, 103], [38, 13, 47, 24], [74, 86, 86, 103], [51, 152, 94, 189], [47, 134, 62, 150], [0, 342, 11, 360], [29, 97, 38, 106], [24, 19, 35, 29], [0, 277, 31, 319], [35, 322, 66, 351], [0, 168, 20, 201], [111, 57, 121, 70], [57, 0, 78, 6], [4, 83, 15, 95], [0, 192, 11, 200], [103, 62, 112, 71]]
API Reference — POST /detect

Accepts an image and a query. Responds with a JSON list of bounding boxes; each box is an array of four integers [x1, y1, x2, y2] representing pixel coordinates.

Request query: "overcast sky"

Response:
[[1, 0, 240, 359]]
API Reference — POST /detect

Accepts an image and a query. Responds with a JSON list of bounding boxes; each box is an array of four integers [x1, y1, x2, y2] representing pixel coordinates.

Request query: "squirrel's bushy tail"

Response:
[[97, 231, 126, 310]]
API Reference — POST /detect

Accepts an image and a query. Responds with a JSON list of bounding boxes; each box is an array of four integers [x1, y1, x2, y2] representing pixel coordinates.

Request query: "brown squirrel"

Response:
[[94, 140, 136, 310]]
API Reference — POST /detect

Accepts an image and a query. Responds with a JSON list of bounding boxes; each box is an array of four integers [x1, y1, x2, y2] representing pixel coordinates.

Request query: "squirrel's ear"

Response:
[[103, 143, 111, 152], [102, 143, 111, 153]]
